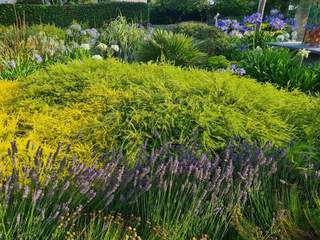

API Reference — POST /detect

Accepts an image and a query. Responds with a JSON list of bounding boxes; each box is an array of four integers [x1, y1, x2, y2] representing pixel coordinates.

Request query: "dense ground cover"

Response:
[[1, 59, 319, 168]]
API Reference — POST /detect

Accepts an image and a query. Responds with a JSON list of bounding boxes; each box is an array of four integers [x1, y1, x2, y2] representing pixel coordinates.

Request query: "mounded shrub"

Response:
[[172, 22, 230, 56], [0, 3, 148, 27], [214, 0, 257, 17], [206, 55, 230, 70], [149, 0, 211, 24], [0, 59, 319, 163]]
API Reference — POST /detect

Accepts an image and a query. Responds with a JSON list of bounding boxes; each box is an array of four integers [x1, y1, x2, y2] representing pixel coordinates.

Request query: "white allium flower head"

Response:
[[298, 49, 311, 59], [256, 46, 263, 52], [66, 29, 73, 37], [92, 55, 103, 60], [70, 23, 81, 32], [110, 44, 120, 52], [80, 43, 91, 50], [96, 43, 108, 51], [276, 34, 285, 42], [288, 4, 295, 11]]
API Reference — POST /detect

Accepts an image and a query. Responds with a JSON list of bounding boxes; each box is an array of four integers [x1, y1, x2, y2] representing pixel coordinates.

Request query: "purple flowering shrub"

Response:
[[0, 140, 282, 239]]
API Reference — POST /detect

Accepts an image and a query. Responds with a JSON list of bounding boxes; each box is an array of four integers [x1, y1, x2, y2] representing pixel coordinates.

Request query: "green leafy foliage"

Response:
[[137, 29, 207, 67], [148, 0, 258, 24], [149, 0, 210, 24], [213, 0, 257, 17], [240, 47, 320, 93], [172, 21, 230, 56], [27, 24, 66, 40], [99, 17, 145, 62], [206, 55, 230, 70], [224, 31, 278, 61], [0, 3, 148, 27]]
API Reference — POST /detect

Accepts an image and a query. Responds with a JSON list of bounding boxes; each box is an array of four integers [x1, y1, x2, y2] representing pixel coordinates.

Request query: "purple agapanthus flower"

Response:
[[270, 9, 280, 16], [34, 54, 43, 63], [287, 18, 298, 30], [269, 9, 284, 19], [230, 64, 246, 76], [230, 20, 241, 31], [217, 19, 232, 32], [243, 13, 263, 24], [236, 68, 246, 76], [230, 64, 237, 71], [269, 18, 286, 30]]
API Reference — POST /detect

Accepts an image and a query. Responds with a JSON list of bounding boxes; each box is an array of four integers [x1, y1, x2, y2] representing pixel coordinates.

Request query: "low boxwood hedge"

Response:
[[0, 2, 148, 27]]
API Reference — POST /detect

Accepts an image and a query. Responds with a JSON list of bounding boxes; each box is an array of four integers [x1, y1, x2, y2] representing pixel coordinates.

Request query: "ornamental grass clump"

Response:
[[99, 16, 145, 62], [0, 140, 282, 239], [241, 47, 320, 93], [137, 29, 207, 67]]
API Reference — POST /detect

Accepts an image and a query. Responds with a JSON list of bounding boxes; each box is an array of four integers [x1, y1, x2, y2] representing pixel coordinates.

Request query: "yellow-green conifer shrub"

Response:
[[0, 58, 319, 173]]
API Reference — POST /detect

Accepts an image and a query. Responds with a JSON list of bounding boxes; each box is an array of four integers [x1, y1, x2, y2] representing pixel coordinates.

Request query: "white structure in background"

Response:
[[0, 0, 17, 3], [0, 0, 146, 3], [113, 0, 147, 2]]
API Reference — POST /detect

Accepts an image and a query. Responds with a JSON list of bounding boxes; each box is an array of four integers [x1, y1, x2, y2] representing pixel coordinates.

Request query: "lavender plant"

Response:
[[0, 140, 283, 239], [232, 148, 320, 240]]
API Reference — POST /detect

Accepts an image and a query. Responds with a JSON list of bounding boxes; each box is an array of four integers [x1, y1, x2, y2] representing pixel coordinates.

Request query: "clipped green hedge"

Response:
[[149, 0, 257, 24], [0, 2, 148, 27]]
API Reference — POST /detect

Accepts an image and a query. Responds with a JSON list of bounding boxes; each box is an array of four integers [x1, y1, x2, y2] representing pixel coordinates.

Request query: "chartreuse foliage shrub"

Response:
[[0, 3, 148, 27], [0, 59, 319, 167]]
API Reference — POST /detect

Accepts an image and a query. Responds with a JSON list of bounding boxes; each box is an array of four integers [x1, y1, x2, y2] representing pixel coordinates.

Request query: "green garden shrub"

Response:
[[16, 0, 43, 4], [0, 3, 148, 27], [240, 47, 320, 93], [206, 55, 230, 70], [149, 0, 210, 24], [1, 58, 319, 163], [172, 21, 230, 56], [213, 0, 257, 17], [28, 24, 66, 40], [137, 29, 207, 67], [149, 0, 257, 24]]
